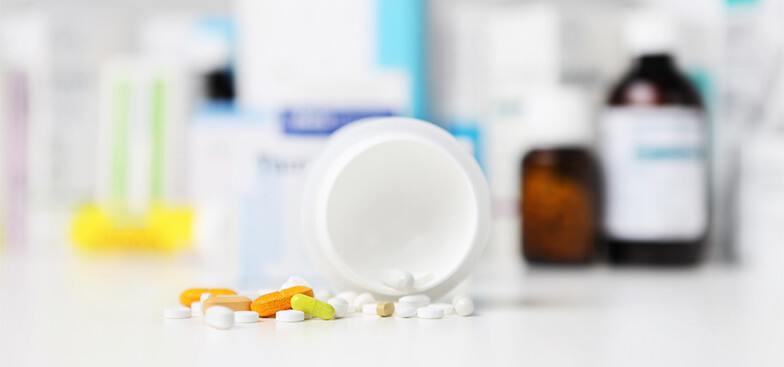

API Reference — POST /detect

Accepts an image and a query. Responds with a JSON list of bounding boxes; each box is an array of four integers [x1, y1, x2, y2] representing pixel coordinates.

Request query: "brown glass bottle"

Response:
[[522, 148, 601, 264], [601, 53, 708, 265]]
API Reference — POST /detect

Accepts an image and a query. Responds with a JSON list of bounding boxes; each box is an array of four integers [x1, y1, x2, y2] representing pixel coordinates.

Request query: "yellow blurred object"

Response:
[[70, 204, 193, 253], [179, 288, 209, 307], [209, 289, 237, 297]]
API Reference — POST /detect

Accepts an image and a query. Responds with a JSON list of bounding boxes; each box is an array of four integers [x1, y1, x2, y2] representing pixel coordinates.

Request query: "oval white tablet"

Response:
[[234, 311, 259, 323], [353, 292, 375, 308], [336, 291, 359, 303], [190, 301, 203, 316], [328, 297, 348, 318], [431, 302, 455, 315], [205, 306, 234, 329], [164, 307, 191, 319], [382, 269, 414, 291], [399, 295, 430, 309], [314, 288, 333, 301], [417, 306, 444, 319], [276, 310, 305, 322], [362, 303, 378, 315], [453, 297, 474, 317], [200, 292, 213, 303], [395, 305, 417, 318]]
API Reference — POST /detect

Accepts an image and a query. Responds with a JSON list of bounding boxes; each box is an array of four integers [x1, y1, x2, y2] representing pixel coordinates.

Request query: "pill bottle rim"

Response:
[[300, 117, 491, 300]]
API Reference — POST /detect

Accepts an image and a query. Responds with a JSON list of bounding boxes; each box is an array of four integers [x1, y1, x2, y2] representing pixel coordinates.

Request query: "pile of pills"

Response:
[[163, 275, 475, 330]]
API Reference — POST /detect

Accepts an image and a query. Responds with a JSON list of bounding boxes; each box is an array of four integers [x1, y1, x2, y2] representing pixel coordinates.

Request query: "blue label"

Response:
[[281, 109, 395, 135]]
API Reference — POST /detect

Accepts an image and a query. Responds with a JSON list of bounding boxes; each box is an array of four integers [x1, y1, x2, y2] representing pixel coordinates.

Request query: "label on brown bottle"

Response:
[[599, 106, 707, 241]]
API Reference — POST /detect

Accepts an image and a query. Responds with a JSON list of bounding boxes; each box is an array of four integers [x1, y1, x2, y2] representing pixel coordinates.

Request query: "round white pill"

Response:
[[336, 291, 359, 303], [382, 269, 414, 291], [205, 306, 234, 329], [362, 303, 378, 315], [431, 302, 455, 315], [314, 288, 333, 301], [328, 297, 348, 318], [417, 306, 444, 319], [200, 292, 213, 303], [234, 311, 259, 323], [276, 310, 305, 322], [453, 297, 474, 316], [353, 292, 376, 308], [399, 295, 430, 309], [190, 301, 203, 316], [164, 307, 191, 319], [395, 305, 417, 318]]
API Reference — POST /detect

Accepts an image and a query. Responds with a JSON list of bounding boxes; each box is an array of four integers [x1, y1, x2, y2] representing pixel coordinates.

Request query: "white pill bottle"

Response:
[[301, 117, 491, 299]]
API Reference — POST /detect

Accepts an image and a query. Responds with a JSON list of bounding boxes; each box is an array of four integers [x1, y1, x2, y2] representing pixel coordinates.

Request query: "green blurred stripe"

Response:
[[151, 78, 166, 200], [111, 79, 131, 201]]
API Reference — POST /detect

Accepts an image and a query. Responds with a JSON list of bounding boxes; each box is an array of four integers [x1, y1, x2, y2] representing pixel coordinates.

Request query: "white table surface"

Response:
[[1, 254, 781, 367]]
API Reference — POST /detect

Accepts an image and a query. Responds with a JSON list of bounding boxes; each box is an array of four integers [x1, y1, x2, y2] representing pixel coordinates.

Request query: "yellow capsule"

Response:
[[290, 294, 335, 320]]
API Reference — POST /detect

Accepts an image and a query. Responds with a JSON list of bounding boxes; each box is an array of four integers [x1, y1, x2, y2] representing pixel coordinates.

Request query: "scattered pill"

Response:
[[203, 295, 252, 312], [376, 302, 394, 317], [453, 297, 474, 317], [314, 288, 333, 301], [179, 288, 209, 307], [234, 311, 260, 323], [200, 292, 213, 303], [362, 303, 378, 315], [239, 292, 262, 301], [431, 302, 455, 315], [336, 291, 359, 303], [399, 295, 430, 309], [291, 294, 335, 320], [395, 305, 416, 318], [417, 306, 444, 319], [276, 310, 305, 322], [190, 301, 203, 316], [251, 286, 314, 317], [327, 297, 348, 318], [205, 306, 234, 329], [353, 292, 375, 308], [383, 269, 414, 291], [280, 275, 311, 290], [451, 293, 469, 304], [209, 289, 237, 297], [164, 307, 191, 319]]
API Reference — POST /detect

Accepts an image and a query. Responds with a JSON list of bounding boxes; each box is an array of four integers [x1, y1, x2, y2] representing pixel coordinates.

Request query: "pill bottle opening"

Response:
[[323, 139, 478, 294], [302, 117, 491, 299]]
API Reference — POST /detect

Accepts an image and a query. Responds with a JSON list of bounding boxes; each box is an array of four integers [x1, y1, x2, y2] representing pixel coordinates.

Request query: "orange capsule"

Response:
[[251, 286, 314, 317]]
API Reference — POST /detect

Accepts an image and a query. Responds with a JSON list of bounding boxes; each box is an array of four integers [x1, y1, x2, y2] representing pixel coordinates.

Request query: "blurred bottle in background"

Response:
[[600, 10, 708, 265], [521, 88, 601, 264]]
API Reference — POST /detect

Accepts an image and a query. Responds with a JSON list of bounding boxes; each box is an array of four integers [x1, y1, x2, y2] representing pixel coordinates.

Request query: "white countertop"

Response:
[[1, 255, 781, 367]]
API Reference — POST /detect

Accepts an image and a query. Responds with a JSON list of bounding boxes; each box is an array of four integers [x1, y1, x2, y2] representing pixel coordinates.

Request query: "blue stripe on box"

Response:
[[282, 109, 395, 135]]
